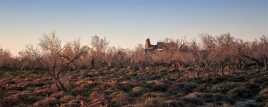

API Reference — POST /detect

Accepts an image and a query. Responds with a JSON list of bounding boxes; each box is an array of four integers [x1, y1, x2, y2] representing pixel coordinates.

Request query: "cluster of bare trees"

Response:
[[0, 48, 14, 70], [0, 33, 268, 90], [1, 33, 268, 72], [148, 34, 268, 71], [139, 33, 264, 73], [201, 34, 268, 72]]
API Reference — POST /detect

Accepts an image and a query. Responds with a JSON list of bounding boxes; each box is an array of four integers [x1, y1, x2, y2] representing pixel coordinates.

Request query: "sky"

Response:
[[0, 0, 267, 54]]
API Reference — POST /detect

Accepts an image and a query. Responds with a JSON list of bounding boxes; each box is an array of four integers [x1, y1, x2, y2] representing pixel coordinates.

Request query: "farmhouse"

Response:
[[144, 38, 175, 53]]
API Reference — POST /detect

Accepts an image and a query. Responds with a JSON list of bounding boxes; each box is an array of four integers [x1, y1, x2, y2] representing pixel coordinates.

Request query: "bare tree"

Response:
[[0, 48, 14, 70], [131, 44, 146, 64], [18, 45, 41, 70], [90, 35, 109, 67], [91, 35, 109, 53], [62, 39, 90, 70], [105, 47, 130, 67], [39, 32, 89, 92], [201, 34, 217, 50]]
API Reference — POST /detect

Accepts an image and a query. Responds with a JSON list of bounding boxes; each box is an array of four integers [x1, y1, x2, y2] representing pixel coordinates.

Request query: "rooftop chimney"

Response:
[[145, 38, 151, 49]]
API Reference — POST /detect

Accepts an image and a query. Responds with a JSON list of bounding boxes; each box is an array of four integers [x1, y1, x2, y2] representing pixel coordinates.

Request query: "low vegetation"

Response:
[[0, 33, 268, 106]]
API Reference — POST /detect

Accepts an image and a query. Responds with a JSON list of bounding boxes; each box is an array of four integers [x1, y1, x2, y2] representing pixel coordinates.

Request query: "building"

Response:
[[144, 38, 174, 53]]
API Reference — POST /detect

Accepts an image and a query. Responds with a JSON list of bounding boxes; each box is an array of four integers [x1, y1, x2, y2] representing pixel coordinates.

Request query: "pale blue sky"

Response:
[[0, 0, 267, 54]]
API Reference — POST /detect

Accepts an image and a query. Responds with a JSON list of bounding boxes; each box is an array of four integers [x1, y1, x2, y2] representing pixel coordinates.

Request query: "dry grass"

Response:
[[0, 33, 268, 106]]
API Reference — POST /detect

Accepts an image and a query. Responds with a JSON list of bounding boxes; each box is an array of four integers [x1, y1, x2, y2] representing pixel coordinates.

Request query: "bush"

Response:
[[257, 87, 268, 102], [131, 86, 147, 96], [111, 91, 130, 106]]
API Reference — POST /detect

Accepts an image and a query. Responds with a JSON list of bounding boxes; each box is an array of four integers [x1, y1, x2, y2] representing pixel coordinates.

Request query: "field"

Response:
[[1, 0, 268, 106], [1, 67, 268, 107], [1, 34, 268, 107]]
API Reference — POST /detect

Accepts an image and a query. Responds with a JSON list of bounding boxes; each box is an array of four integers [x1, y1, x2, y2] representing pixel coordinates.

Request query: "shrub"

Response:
[[131, 86, 147, 96]]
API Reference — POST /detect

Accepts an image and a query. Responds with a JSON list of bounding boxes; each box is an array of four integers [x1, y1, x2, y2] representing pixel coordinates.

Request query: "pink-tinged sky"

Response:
[[0, 0, 267, 54]]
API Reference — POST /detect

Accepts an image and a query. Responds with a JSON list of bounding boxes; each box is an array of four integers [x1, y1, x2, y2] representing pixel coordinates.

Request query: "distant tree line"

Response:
[[1, 33, 268, 72]]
